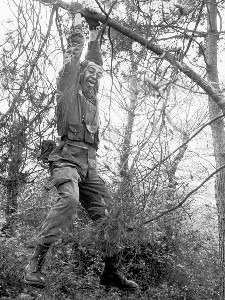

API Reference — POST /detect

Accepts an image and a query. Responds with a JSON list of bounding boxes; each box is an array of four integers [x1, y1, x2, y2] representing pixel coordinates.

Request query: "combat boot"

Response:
[[23, 243, 50, 288], [100, 255, 139, 291]]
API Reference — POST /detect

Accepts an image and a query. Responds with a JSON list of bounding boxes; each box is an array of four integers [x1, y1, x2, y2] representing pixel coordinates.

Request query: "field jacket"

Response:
[[49, 25, 100, 176], [56, 24, 99, 149]]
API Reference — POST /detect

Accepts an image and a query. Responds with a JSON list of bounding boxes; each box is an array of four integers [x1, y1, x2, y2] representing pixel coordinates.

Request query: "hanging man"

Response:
[[23, 3, 138, 292]]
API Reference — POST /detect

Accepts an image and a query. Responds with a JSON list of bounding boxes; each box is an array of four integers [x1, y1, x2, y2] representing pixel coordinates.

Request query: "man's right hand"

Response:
[[83, 7, 100, 28], [85, 16, 100, 29]]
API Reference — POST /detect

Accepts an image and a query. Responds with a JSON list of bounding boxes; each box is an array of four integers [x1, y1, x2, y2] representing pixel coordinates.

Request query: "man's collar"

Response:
[[78, 89, 97, 104]]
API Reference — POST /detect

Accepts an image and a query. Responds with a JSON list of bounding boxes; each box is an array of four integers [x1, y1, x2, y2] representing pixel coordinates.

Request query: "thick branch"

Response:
[[36, 0, 225, 112], [92, 13, 225, 112]]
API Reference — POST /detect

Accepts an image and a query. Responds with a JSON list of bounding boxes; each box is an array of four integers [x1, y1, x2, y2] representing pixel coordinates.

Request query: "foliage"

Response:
[[0, 180, 220, 299]]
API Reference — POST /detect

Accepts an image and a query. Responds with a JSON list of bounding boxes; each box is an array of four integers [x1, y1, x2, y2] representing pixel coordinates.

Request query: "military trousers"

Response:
[[37, 142, 110, 246]]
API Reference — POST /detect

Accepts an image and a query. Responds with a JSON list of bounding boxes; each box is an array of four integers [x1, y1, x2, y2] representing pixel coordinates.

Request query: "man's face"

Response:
[[82, 62, 103, 98]]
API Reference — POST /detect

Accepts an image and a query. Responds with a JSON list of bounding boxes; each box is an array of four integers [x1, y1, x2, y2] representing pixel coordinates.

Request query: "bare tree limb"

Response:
[[183, 0, 206, 56], [143, 163, 225, 225], [144, 113, 224, 177], [35, 0, 225, 113], [0, 5, 56, 124]]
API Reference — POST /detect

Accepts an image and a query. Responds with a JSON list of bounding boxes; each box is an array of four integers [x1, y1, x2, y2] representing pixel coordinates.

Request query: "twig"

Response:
[[143, 163, 225, 225], [143, 113, 224, 177], [94, 0, 107, 15], [55, 7, 65, 54], [183, 0, 205, 56], [95, 0, 118, 42]]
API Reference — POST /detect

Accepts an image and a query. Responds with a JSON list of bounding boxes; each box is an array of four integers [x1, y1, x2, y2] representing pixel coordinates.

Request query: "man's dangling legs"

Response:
[[79, 171, 139, 291], [23, 166, 80, 287]]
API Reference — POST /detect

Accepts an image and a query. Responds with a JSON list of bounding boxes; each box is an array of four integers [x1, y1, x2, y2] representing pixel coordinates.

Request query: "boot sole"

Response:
[[101, 283, 138, 292], [23, 273, 45, 289]]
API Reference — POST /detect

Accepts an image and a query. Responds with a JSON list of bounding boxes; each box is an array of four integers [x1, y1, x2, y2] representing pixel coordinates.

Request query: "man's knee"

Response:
[[58, 189, 79, 208], [52, 166, 80, 188]]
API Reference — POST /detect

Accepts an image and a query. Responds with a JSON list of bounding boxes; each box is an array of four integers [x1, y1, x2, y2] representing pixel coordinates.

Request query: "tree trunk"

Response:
[[206, 1, 225, 298], [119, 71, 138, 179], [3, 120, 26, 236], [118, 59, 138, 224]]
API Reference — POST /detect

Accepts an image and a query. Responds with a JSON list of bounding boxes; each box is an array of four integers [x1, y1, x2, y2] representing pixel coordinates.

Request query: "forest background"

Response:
[[0, 0, 225, 299]]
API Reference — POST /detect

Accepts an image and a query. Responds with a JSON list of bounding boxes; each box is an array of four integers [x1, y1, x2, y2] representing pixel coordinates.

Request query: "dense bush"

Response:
[[0, 221, 219, 300], [0, 236, 25, 299], [0, 179, 219, 299]]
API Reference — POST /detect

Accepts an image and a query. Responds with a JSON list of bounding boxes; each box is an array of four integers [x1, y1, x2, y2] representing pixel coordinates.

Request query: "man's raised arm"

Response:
[[63, 11, 84, 67], [56, 4, 85, 137]]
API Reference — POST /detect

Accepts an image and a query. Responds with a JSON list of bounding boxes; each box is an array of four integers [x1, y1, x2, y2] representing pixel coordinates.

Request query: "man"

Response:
[[23, 4, 138, 292]]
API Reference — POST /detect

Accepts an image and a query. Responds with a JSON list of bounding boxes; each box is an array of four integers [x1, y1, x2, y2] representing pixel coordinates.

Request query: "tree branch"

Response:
[[144, 113, 224, 176], [36, 0, 225, 113], [143, 163, 225, 225]]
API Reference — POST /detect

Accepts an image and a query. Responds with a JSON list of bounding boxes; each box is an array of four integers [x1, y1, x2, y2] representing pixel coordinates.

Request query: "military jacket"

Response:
[[49, 25, 100, 176], [56, 24, 99, 149]]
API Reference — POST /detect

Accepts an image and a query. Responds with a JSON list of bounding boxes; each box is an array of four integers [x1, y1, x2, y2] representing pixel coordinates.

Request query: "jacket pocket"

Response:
[[84, 125, 98, 144], [67, 123, 84, 141]]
